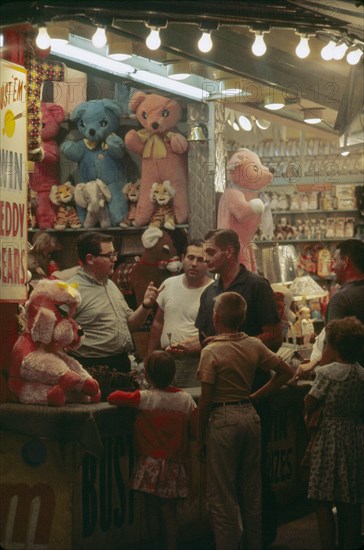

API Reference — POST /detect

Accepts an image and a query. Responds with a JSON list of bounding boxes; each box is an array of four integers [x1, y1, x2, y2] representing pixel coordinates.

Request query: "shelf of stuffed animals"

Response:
[[28, 225, 188, 233]]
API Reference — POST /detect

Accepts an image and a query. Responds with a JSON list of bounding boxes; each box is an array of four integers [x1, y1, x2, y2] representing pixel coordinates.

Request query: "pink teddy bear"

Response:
[[125, 92, 189, 227], [217, 148, 273, 271], [29, 102, 65, 229]]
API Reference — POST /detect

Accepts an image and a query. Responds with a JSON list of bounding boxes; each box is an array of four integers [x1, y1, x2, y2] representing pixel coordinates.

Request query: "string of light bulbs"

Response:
[[34, 19, 364, 67]]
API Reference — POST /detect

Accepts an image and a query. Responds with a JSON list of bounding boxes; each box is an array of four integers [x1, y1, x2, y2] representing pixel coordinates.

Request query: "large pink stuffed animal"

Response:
[[9, 279, 100, 406], [217, 148, 273, 271], [125, 92, 189, 227], [29, 102, 65, 229]]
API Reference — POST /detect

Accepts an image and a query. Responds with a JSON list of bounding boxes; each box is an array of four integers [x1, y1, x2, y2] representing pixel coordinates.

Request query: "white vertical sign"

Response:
[[0, 59, 28, 301]]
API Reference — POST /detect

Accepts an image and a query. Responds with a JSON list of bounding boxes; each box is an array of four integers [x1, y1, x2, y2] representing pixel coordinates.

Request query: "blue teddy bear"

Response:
[[61, 99, 128, 226]]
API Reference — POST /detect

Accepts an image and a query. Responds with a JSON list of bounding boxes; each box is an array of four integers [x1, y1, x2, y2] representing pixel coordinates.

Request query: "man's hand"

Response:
[[142, 282, 164, 308]]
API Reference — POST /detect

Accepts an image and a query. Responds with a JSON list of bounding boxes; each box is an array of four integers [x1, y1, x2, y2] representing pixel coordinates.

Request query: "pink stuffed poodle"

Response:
[[9, 279, 100, 406], [217, 148, 273, 271], [125, 92, 189, 227], [29, 103, 65, 229]]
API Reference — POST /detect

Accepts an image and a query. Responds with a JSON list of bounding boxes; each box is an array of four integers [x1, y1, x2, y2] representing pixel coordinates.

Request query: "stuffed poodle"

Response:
[[217, 148, 273, 271], [61, 99, 128, 226], [9, 279, 100, 406], [74, 179, 112, 228], [125, 92, 189, 227], [29, 102, 65, 229]]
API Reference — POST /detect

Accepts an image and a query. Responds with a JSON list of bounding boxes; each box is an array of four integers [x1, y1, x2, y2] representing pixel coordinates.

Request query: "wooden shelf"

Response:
[[28, 225, 189, 234], [271, 209, 358, 215], [254, 238, 356, 244]]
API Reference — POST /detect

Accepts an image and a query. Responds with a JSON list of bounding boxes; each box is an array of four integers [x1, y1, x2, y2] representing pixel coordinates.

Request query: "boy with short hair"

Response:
[[197, 292, 294, 550]]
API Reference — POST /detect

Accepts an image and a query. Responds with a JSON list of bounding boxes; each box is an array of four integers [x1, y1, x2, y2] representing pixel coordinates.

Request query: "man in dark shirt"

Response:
[[195, 229, 282, 351], [195, 228, 283, 548]]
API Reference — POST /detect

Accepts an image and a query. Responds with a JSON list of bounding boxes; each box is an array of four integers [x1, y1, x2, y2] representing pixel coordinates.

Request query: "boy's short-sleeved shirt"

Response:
[[197, 333, 282, 403]]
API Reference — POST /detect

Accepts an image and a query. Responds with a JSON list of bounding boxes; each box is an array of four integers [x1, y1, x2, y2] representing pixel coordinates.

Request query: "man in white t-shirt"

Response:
[[147, 240, 213, 387]]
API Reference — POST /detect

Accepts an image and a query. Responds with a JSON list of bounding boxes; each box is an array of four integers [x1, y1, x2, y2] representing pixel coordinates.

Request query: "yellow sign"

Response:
[[0, 60, 28, 301]]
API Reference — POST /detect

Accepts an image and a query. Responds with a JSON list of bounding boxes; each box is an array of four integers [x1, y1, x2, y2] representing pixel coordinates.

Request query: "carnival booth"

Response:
[[1, 3, 363, 548]]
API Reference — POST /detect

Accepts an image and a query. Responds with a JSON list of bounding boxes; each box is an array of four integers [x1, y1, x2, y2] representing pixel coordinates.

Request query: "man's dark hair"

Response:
[[77, 232, 114, 263], [336, 239, 364, 273], [145, 350, 176, 389], [204, 229, 241, 255], [183, 238, 204, 254]]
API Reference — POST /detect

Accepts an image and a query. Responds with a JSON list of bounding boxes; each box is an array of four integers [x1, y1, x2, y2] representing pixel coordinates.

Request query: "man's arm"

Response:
[[197, 381, 214, 462], [250, 359, 294, 403], [257, 323, 283, 352], [147, 306, 164, 356], [127, 281, 159, 332]]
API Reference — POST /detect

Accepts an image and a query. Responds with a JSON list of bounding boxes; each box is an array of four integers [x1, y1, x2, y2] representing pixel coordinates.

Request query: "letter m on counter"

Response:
[[0, 483, 55, 549]]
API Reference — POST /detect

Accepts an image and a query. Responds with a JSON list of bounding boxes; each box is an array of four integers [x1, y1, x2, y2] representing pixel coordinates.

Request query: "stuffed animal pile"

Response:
[[29, 102, 65, 229], [9, 279, 101, 406], [217, 148, 273, 271], [125, 92, 189, 227], [61, 99, 128, 226]]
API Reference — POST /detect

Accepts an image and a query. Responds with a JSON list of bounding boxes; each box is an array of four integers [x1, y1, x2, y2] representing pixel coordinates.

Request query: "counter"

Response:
[[0, 384, 310, 549]]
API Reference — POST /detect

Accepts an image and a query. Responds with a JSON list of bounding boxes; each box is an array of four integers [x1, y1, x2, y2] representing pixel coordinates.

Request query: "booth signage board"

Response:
[[0, 59, 28, 302]]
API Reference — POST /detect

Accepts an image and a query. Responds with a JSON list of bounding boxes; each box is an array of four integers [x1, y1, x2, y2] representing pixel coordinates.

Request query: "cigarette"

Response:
[[158, 284, 165, 293]]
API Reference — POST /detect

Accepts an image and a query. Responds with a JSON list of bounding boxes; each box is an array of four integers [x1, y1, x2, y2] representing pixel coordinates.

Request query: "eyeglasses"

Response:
[[95, 252, 118, 260]]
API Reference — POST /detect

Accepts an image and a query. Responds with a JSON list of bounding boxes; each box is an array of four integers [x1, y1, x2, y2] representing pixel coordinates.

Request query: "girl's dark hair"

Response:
[[325, 316, 364, 363], [145, 350, 176, 389]]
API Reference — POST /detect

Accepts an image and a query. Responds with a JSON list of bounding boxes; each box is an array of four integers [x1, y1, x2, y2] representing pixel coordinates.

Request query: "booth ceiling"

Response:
[[1, 0, 364, 147]]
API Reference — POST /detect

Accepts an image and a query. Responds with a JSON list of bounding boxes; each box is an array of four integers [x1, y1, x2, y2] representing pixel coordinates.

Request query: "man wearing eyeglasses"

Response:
[[147, 239, 212, 387], [67, 232, 159, 374]]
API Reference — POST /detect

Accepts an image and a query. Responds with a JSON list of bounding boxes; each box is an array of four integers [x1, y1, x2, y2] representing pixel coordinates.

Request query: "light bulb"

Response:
[[321, 40, 336, 60], [255, 118, 271, 130], [238, 115, 252, 131], [333, 41, 348, 60], [146, 29, 161, 50], [252, 33, 266, 57], [198, 32, 213, 53], [92, 27, 107, 48], [340, 149, 350, 156], [232, 119, 240, 132], [36, 26, 51, 50], [296, 36, 310, 59], [346, 47, 363, 65]]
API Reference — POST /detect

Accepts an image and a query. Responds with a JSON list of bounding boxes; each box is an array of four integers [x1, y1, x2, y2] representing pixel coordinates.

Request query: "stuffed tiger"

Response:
[[50, 182, 82, 230], [149, 180, 176, 230]]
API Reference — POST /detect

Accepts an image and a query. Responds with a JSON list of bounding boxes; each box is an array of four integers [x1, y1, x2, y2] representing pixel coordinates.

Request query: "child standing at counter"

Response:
[[304, 316, 364, 550], [107, 350, 197, 550]]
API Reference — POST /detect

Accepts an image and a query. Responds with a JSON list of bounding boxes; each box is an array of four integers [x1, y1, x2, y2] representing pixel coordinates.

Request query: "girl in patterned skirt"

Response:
[[108, 350, 197, 550], [304, 317, 364, 550]]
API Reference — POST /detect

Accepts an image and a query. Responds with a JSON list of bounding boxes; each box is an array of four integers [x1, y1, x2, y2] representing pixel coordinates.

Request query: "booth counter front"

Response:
[[0, 384, 310, 550]]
